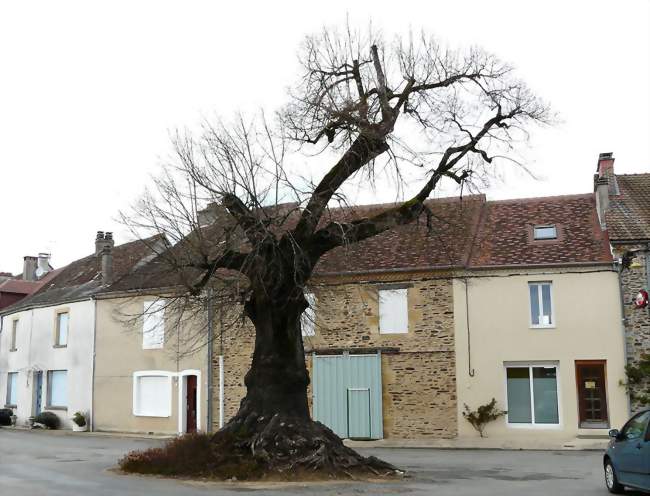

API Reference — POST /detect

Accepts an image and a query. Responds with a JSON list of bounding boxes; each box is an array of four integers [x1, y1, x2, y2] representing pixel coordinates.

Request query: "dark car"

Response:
[[604, 408, 650, 493]]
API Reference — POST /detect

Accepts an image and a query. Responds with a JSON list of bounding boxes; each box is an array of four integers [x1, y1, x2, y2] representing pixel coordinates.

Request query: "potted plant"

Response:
[[71, 411, 88, 432], [27, 416, 35, 428]]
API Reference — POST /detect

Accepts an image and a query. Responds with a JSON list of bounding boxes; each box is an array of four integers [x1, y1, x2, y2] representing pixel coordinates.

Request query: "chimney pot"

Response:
[[95, 230, 114, 256], [35, 253, 51, 279], [597, 151, 615, 178]]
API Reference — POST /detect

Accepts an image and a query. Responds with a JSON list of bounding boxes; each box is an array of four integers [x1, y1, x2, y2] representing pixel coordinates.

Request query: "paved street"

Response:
[[0, 429, 628, 495]]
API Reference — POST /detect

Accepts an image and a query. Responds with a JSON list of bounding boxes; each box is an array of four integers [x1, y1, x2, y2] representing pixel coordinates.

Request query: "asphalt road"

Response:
[[0, 429, 628, 495]]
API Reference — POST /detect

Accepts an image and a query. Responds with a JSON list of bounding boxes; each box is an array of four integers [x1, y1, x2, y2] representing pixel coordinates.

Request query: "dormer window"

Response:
[[533, 225, 557, 240]]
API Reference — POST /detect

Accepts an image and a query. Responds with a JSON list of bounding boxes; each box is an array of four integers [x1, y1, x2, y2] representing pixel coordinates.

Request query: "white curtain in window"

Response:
[[49, 370, 67, 407], [134, 375, 171, 417], [301, 293, 316, 337], [57, 313, 69, 345], [143, 300, 165, 349], [379, 288, 408, 334], [7, 372, 18, 406]]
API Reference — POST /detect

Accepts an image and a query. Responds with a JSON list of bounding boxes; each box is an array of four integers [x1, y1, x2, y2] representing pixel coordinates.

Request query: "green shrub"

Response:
[[0, 408, 12, 426], [34, 411, 60, 429], [462, 398, 507, 437], [72, 411, 86, 427]]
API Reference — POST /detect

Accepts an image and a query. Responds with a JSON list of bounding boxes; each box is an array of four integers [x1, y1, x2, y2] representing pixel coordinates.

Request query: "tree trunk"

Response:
[[237, 293, 310, 420]]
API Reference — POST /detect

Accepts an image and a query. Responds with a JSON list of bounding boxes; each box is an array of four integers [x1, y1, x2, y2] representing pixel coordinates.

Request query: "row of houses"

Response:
[[1, 152, 648, 444]]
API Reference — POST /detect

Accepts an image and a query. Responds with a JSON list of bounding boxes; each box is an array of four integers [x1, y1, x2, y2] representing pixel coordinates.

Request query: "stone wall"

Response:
[[617, 245, 650, 412], [211, 272, 458, 439]]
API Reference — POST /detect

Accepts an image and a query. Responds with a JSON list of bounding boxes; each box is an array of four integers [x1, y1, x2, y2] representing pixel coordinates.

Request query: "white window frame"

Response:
[[301, 292, 316, 337], [10, 319, 18, 351], [378, 287, 409, 334], [142, 300, 165, 350], [46, 370, 68, 409], [6, 372, 18, 407], [533, 224, 557, 240], [132, 371, 173, 417], [504, 362, 562, 429], [55, 311, 69, 347], [528, 281, 555, 329]]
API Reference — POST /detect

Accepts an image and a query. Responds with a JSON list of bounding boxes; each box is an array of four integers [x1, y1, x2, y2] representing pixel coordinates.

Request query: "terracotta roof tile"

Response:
[[606, 173, 650, 242], [468, 194, 612, 267]]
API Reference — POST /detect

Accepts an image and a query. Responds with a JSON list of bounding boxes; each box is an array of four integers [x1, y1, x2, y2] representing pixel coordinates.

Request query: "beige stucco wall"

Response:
[[93, 296, 208, 435], [453, 267, 629, 441]]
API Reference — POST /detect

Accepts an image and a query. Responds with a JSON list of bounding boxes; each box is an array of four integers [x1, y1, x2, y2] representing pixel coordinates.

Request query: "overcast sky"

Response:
[[1, 0, 648, 274]]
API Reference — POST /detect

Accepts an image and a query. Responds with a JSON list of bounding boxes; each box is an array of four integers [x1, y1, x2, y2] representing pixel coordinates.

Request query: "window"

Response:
[[10, 319, 18, 351], [133, 373, 172, 417], [529, 282, 553, 327], [620, 411, 650, 441], [379, 288, 408, 334], [6, 372, 18, 407], [47, 370, 67, 408], [506, 365, 559, 425], [142, 300, 165, 349], [55, 312, 69, 347], [301, 293, 316, 337], [533, 225, 557, 240]]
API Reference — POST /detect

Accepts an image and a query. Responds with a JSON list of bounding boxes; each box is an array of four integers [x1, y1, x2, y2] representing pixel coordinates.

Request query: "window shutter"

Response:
[[379, 288, 408, 334], [133, 375, 172, 417], [142, 300, 165, 349]]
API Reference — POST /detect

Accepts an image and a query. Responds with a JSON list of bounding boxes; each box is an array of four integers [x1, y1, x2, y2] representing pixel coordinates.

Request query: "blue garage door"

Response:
[[312, 353, 383, 440]]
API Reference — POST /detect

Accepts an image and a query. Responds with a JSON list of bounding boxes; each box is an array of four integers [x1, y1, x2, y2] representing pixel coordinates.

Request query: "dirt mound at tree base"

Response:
[[118, 414, 400, 481]]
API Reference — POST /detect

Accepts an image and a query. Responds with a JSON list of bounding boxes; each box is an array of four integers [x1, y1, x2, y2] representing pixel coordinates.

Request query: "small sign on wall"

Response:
[[585, 381, 596, 389]]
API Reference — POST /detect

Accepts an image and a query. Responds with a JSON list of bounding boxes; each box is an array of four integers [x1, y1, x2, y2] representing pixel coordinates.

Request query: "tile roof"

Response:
[[468, 194, 612, 267], [1, 235, 165, 314], [606, 173, 650, 242], [314, 195, 485, 274]]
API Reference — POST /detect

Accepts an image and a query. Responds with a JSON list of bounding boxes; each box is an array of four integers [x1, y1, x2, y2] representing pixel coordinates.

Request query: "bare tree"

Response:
[[122, 25, 550, 479]]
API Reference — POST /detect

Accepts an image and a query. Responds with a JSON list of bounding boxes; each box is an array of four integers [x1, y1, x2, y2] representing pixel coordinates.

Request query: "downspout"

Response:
[[465, 278, 475, 377], [219, 302, 225, 429], [90, 296, 97, 432], [616, 260, 632, 416], [206, 289, 213, 432]]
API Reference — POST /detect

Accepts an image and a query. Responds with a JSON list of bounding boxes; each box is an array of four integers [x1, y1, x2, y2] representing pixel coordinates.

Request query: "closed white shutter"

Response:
[[142, 300, 165, 349], [379, 288, 408, 334], [301, 293, 316, 337], [133, 375, 172, 417]]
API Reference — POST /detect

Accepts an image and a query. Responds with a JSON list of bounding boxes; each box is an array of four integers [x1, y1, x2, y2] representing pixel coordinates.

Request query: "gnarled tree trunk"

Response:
[[210, 289, 397, 479]]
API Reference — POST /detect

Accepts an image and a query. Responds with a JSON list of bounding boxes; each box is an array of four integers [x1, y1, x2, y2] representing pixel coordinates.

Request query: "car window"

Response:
[[621, 411, 650, 441]]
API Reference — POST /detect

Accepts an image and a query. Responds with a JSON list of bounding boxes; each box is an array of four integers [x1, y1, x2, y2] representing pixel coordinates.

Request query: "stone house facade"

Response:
[[594, 152, 650, 411]]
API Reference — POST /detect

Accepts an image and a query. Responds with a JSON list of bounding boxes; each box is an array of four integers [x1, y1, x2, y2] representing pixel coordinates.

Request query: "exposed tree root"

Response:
[[119, 413, 400, 481]]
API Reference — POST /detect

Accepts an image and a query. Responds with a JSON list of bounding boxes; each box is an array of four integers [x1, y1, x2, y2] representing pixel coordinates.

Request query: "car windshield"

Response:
[[621, 411, 650, 440]]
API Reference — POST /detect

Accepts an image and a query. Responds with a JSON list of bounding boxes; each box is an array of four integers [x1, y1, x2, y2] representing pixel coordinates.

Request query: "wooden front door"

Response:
[[576, 361, 609, 428], [186, 375, 197, 433]]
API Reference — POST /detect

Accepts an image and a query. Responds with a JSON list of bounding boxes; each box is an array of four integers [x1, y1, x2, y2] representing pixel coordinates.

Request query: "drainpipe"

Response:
[[616, 260, 632, 416], [219, 355, 224, 429], [464, 278, 475, 377], [206, 289, 213, 432], [90, 296, 97, 432]]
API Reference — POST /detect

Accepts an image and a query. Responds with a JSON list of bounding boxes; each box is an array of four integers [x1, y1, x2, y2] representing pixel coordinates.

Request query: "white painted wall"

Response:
[[0, 299, 95, 429]]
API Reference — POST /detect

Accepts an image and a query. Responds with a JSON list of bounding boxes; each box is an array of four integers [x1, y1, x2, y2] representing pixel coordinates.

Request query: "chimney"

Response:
[[95, 230, 115, 256], [35, 253, 51, 279], [597, 152, 615, 179], [594, 152, 617, 229], [100, 232, 114, 285], [22, 256, 37, 281]]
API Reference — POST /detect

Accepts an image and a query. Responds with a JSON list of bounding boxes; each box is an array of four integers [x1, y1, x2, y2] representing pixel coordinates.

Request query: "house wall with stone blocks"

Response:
[[211, 272, 458, 439]]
